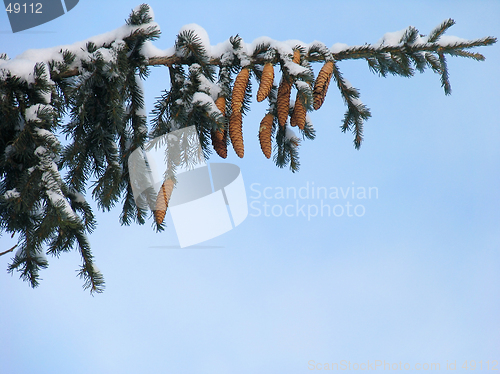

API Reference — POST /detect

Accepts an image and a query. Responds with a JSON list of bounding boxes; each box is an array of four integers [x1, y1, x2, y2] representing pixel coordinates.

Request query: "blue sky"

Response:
[[1, 1, 499, 373]]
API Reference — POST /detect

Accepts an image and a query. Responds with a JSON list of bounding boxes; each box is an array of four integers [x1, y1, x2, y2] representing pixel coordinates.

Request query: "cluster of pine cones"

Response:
[[211, 50, 335, 160], [154, 52, 335, 225]]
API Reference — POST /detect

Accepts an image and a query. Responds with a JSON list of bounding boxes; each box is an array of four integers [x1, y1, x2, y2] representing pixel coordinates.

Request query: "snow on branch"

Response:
[[0, 8, 494, 82]]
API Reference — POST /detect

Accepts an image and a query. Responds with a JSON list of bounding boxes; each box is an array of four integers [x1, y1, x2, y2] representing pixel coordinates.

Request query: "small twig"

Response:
[[0, 244, 17, 257]]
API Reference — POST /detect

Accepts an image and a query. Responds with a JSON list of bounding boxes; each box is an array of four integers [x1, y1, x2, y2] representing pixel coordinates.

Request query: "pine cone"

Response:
[[313, 61, 334, 110], [257, 63, 274, 102], [229, 68, 249, 158], [277, 77, 292, 127], [153, 210, 166, 226], [231, 67, 250, 113], [153, 179, 175, 225], [215, 96, 226, 116], [212, 96, 227, 158], [259, 113, 274, 159], [291, 92, 306, 130], [229, 111, 244, 158], [211, 127, 227, 158]]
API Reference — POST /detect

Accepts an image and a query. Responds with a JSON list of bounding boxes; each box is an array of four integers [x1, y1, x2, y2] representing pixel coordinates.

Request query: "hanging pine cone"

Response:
[[276, 49, 301, 127], [277, 77, 292, 127], [229, 67, 249, 158], [212, 96, 227, 158], [153, 178, 175, 225], [211, 126, 227, 158], [215, 95, 226, 116], [229, 111, 244, 158], [257, 63, 274, 102], [259, 113, 274, 159], [153, 210, 166, 227], [231, 67, 250, 113], [313, 61, 334, 110], [290, 92, 307, 130]]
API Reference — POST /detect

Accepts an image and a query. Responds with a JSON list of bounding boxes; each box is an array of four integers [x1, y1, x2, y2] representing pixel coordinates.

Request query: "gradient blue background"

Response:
[[1, 1, 499, 373]]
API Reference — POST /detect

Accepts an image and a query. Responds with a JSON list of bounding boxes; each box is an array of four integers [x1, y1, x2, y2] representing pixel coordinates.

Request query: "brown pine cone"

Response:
[[153, 210, 166, 226], [259, 113, 274, 159], [275, 50, 300, 127], [257, 63, 274, 102], [290, 92, 307, 130], [277, 78, 292, 127], [154, 179, 175, 225], [211, 126, 227, 158], [212, 96, 228, 158], [229, 111, 244, 158], [231, 67, 250, 113], [229, 68, 249, 158], [215, 96, 226, 116], [313, 61, 334, 110]]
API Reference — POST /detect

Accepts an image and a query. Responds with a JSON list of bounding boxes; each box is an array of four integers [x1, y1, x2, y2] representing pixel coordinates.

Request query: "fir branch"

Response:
[[408, 51, 428, 73], [273, 124, 287, 169], [251, 42, 272, 59], [438, 52, 452, 95], [330, 61, 371, 149], [7, 233, 49, 288], [400, 26, 419, 45], [119, 69, 149, 225], [175, 30, 215, 80], [430, 37, 497, 51], [331, 36, 496, 63], [428, 19, 456, 43], [286, 136, 301, 173], [424, 52, 441, 73], [49, 34, 496, 81], [446, 49, 485, 61], [75, 230, 105, 294], [126, 3, 154, 26], [273, 124, 301, 172]]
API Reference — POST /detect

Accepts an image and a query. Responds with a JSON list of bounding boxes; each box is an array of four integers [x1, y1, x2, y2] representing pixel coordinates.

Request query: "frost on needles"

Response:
[[0, 4, 496, 292]]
